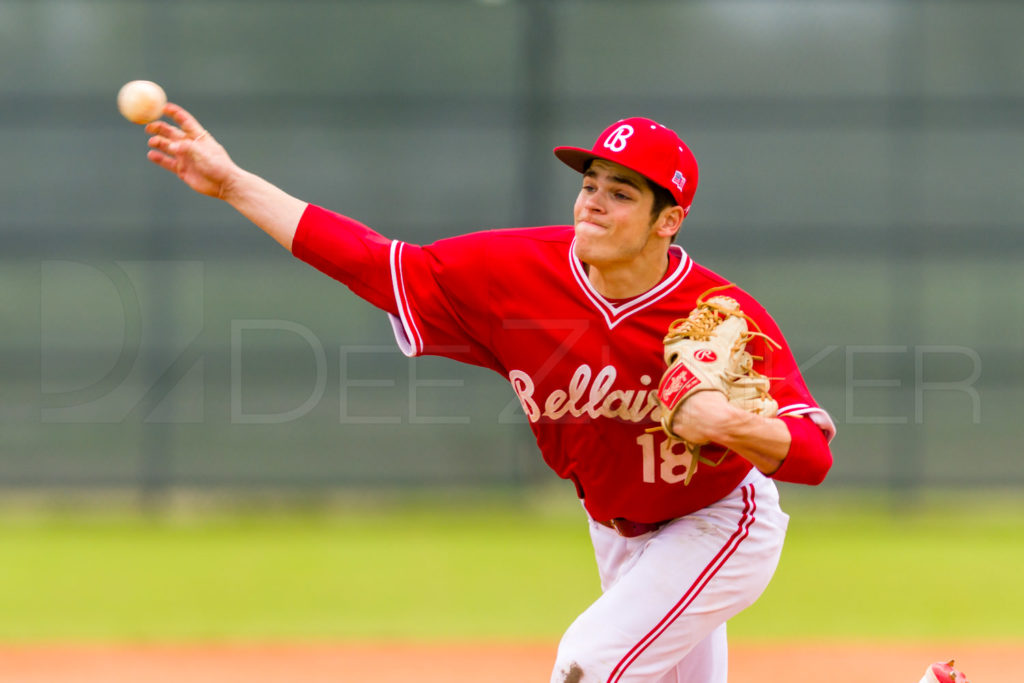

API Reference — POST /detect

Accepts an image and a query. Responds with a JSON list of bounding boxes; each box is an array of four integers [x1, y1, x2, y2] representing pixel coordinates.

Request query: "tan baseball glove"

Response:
[[651, 285, 780, 484]]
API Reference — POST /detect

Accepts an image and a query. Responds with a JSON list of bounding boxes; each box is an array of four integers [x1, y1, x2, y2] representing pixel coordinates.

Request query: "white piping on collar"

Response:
[[568, 238, 693, 330]]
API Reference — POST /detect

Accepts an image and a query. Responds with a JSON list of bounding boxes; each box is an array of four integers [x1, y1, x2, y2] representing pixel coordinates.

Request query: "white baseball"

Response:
[[117, 80, 167, 125]]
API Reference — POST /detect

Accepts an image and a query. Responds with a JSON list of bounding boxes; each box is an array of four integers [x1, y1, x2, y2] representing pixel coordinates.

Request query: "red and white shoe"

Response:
[[918, 660, 970, 683]]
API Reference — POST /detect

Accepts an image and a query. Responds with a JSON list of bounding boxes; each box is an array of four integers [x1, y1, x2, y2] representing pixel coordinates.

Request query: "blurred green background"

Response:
[[0, 0, 1022, 645]]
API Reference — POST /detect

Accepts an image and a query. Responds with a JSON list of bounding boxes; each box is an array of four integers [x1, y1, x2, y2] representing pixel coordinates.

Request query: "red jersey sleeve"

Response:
[[291, 204, 398, 314], [388, 232, 503, 371], [775, 415, 833, 485], [292, 204, 503, 371]]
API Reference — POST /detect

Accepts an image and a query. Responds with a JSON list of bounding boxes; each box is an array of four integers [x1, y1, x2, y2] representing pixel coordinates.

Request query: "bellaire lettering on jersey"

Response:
[[293, 204, 835, 524]]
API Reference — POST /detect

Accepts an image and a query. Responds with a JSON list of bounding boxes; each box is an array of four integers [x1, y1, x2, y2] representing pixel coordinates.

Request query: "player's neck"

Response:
[[587, 251, 670, 299]]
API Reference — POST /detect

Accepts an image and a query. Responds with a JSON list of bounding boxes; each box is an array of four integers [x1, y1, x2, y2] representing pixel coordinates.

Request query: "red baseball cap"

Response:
[[554, 117, 699, 215]]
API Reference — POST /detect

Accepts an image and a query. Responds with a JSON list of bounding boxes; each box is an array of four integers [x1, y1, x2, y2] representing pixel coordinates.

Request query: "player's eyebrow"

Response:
[[583, 167, 644, 192]]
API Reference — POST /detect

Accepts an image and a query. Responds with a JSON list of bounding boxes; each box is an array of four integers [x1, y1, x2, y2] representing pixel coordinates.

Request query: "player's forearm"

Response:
[[708, 410, 833, 482], [220, 168, 308, 252], [705, 409, 792, 476]]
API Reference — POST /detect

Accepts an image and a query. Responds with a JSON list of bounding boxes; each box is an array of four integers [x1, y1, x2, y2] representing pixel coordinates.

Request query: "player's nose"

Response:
[[579, 190, 606, 213]]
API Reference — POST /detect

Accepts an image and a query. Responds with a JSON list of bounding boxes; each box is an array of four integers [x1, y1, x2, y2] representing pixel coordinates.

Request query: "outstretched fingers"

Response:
[[146, 149, 178, 173], [164, 102, 207, 139], [146, 133, 184, 159], [145, 119, 186, 141], [145, 124, 187, 173], [141, 102, 229, 198]]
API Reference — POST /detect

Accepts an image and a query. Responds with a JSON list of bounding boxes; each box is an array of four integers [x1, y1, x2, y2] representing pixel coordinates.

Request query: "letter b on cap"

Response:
[[603, 124, 634, 152]]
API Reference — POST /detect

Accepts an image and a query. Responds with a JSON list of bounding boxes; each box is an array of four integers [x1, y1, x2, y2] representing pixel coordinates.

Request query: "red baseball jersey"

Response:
[[294, 205, 834, 524]]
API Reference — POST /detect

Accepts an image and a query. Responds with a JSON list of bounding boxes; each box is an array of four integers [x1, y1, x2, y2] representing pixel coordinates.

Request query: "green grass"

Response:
[[730, 490, 1024, 642], [0, 491, 1021, 643], [0, 499, 598, 642]]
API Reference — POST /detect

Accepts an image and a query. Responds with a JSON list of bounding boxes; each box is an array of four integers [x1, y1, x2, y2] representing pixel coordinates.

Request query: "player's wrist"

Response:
[[667, 390, 734, 445], [216, 165, 248, 203]]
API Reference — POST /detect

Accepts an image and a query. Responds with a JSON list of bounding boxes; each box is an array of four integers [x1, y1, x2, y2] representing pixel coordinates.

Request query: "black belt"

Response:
[[597, 517, 674, 538]]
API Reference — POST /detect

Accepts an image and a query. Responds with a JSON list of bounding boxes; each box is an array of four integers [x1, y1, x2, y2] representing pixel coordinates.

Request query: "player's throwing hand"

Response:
[[139, 101, 307, 251], [145, 103, 237, 199]]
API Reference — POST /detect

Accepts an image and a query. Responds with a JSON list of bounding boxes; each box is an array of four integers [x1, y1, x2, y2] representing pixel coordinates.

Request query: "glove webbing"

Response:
[[650, 284, 782, 485]]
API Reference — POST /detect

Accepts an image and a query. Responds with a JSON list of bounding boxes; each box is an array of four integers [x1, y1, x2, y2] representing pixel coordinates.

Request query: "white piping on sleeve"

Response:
[[778, 404, 837, 442], [388, 240, 423, 357]]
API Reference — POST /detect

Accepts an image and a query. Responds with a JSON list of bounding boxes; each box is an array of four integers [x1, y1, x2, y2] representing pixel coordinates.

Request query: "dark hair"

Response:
[[644, 178, 677, 221]]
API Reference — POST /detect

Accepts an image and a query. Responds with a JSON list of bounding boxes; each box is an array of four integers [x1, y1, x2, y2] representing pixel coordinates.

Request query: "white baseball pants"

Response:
[[551, 470, 789, 683]]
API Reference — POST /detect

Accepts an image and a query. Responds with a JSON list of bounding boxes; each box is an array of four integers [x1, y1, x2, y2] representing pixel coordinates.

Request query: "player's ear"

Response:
[[655, 205, 685, 240]]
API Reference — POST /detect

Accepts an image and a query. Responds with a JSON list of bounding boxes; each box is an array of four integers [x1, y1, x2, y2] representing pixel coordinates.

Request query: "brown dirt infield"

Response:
[[0, 641, 1018, 682]]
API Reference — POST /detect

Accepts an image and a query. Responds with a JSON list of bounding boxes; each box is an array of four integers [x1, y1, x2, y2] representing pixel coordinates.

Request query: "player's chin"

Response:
[[572, 230, 597, 257], [574, 222, 609, 250], [572, 238, 613, 270]]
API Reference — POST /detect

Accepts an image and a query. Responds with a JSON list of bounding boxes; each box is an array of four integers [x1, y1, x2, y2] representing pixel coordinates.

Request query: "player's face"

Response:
[[572, 160, 673, 272]]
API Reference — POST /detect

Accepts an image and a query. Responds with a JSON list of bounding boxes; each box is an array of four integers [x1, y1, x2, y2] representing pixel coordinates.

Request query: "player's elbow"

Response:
[[803, 451, 832, 486], [800, 430, 833, 486], [769, 450, 831, 485], [771, 417, 833, 485]]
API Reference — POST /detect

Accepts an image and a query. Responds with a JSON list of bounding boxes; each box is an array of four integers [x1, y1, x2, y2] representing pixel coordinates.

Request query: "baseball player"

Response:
[[145, 105, 835, 682]]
